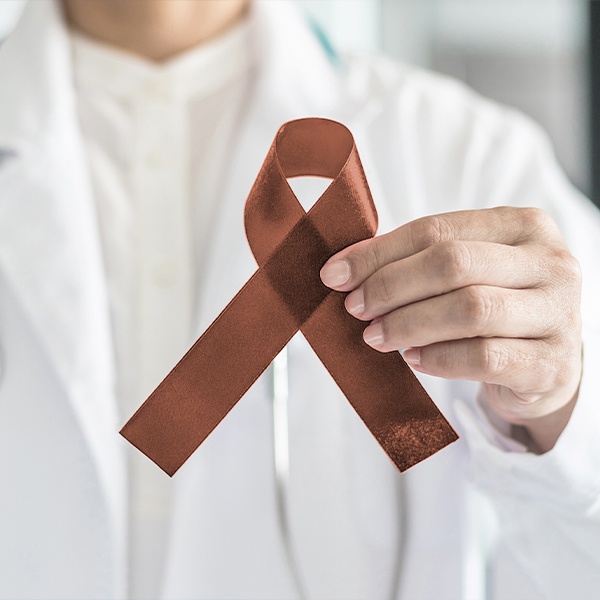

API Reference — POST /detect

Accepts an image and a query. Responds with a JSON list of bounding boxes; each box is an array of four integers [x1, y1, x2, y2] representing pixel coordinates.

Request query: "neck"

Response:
[[62, 0, 249, 62]]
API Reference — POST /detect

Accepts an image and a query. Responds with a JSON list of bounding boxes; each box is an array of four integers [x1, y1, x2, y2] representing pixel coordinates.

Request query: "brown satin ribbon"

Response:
[[120, 117, 458, 477]]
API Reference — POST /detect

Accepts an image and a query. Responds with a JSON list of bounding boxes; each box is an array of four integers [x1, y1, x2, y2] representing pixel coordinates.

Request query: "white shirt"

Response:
[[69, 16, 257, 599], [2, 1, 599, 598]]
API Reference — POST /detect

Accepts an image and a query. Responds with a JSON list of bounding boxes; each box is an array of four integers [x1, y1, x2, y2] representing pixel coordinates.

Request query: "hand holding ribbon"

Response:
[[120, 117, 458, 476]]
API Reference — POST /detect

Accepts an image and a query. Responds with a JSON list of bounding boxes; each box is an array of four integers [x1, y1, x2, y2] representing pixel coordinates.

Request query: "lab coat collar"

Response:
[[0, 0, 126, 549], [247, 0, 342, 124], [0, 0, 75, 150]]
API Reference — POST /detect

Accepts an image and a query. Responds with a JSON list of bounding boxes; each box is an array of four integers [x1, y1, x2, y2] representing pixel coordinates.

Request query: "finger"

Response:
[[345, 240, 548, 320], [402, 337, 577, 416], [402, 338, 541, 386], [320, 207, 561, 291], [362, 285, 558, 351]]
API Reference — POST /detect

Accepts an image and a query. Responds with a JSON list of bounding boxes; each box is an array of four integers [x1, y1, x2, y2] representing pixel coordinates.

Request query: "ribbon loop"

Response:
[[120, 117, 458, 477]]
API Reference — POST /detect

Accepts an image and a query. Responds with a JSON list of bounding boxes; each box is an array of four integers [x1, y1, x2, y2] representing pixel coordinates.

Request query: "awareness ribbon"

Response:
[[120, 118, 458, 476]]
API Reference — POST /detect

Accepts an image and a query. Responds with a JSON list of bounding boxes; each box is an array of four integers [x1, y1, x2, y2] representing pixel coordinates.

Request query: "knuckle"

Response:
[[479, 339, 511, 377], [425, 344, 453, 373], [433, 241, 472, 287], [383, 311, 413, 347], [537, 289, 562, 338], [553, 361, 575, 391], [411, 215, 447, 251], [364, 268, 394, 308], [434, 350, 451, 373], [525, 341, 567, 393], [560, 252, 582, 286], [545, 245, 582, 288], [546, 244, 570, 264], [344, 238, 384, 282], [520, 207, 557, 238], [364, 238, 389, 274], [460, 286, 494, 328]]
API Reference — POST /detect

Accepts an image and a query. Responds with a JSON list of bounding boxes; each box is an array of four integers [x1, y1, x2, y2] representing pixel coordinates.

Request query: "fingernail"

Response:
[[320, 259, 350, 287], [402, 347, 421, 367], [345, 288, 364, 316], [364, 319, 384, 348]]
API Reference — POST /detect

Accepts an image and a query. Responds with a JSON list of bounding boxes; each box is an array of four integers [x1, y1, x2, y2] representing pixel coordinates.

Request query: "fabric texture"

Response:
[[69, 15, 256, 599], [120, 117, 458, 476]]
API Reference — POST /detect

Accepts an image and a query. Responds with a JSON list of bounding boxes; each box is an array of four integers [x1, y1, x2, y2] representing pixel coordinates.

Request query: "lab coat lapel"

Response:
[[0, 0, 125, 529]]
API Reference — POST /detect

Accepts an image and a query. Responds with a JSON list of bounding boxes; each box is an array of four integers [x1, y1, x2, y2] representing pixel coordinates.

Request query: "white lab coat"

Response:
[[0, 1, 599, 599]]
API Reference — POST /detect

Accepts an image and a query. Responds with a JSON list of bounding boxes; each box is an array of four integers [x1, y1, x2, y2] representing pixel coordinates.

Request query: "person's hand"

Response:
[[320, 207, 582, 452]]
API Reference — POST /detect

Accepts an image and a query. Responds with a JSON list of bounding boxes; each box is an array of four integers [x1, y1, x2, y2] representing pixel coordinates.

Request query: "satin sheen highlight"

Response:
[[120, 118, 458, 476]]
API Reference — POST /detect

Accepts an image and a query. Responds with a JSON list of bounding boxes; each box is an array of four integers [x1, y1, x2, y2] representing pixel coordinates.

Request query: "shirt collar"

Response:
[[69, 9, 255, 104]]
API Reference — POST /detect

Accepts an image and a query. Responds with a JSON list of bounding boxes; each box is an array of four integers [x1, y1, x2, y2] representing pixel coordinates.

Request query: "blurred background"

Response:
[[300, 0, 592, 204], [1, 0, 596, 206]]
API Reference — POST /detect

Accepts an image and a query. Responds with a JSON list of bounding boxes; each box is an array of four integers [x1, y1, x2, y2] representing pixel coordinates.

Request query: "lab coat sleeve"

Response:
[[452, 108, 600, 598]]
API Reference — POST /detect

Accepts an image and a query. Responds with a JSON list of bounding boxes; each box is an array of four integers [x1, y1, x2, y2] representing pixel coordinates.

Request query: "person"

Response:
[[0, 0, 598, 598]]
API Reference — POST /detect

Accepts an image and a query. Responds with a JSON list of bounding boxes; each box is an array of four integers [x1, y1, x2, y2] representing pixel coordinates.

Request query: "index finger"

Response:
[[320, 206, 560, 291]]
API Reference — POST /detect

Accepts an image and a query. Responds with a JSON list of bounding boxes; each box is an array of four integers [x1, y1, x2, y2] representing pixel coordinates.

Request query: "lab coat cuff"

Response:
[[454, 326, 600, 512]]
